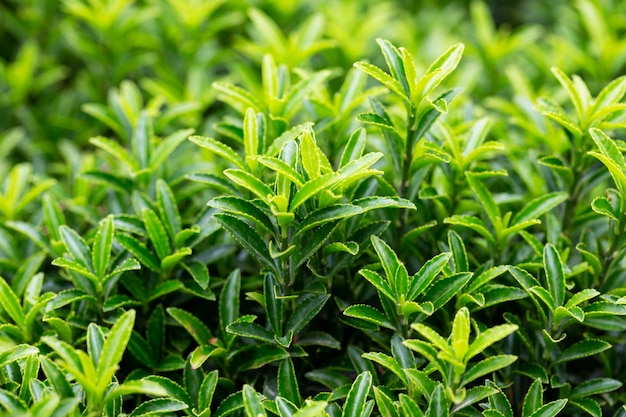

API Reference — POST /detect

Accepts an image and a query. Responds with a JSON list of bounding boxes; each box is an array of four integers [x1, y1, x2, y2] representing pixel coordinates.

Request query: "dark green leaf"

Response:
[[570, 378, 622, 399], [554, 339, 611, 364], [278, 358, 301, 407], [220, 269, 241, 343], [214, 214, 276, 271], [426, 383, 448, 417], [342, 371, 372, 417], [167, 307, 212, 346], [285, 293, 329, 335]]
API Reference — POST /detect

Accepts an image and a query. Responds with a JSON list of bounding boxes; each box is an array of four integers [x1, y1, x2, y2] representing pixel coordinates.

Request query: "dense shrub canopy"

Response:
[[1, 0, 626, 416]]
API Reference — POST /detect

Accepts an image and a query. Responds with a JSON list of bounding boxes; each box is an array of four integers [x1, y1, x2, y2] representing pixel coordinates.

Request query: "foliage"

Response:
[[2, 0, 626, 416]]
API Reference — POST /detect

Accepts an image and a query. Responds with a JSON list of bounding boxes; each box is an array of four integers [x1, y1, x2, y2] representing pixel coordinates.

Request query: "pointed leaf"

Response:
[[342, 371, 372, 417]]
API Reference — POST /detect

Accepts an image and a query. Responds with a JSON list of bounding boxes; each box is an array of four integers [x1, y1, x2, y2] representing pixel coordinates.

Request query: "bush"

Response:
[[1, 0, 626, 416]]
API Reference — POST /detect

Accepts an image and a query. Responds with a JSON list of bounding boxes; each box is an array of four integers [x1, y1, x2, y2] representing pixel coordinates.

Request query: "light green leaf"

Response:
[[0, 276, 25, 328], [466, 324, 518, 361], [243, 385, 267, 417], [59, 226, 93, 271], [189, 136, 246, 170], [93, 215, 114, 279], [460, 355, 517, 387]]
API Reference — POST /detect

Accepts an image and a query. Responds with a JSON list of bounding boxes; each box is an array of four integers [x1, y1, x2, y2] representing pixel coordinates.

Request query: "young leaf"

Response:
[[92, 215, 114, 279]]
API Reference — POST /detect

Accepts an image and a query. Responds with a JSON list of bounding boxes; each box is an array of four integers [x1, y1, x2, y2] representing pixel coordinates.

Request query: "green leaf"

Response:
[[129, 398, 188, 416], [289, 173, 343, 211], [52, 257, 98, 281], [0, 344, 38, 367], [183, 262, 210, 290], [156, 180, 182, 241], [224, 169, 274, 205], [301, 126, 321, 180], [214, 214, 276, 271], [340, 129, 367, 168], [133, 113, 151, 170], [102, 379, 169, 406], [466, 172, 500, 229], [116, 233, 160, 272], [544, 244, 565, 308], [160, 247, 191, 272], [93, 215, 114, 279], [591, 196, 618, 221], [87, 323, 105, 368], [89, 136, 137, 171], [142, 209, 171, 261], [344, 304, 395, 330], [359, 269, 395, 302], [167, 307, 212, 346], [448, 230, 468, 273], [354, 62, 408, 102], [264, 272, 283, 337], [551, 67, 584, 122], [373, 387, 398, 417], [554, 339, 611, 364], [227, 320, 274, 344], [40, 356, 74, 398], [210, 196, 275, 235], [460, 355, 517, 386], [220, 269, 241, 343], [371, 235, 402, 290], [96, 309, 136, 394], [342, 371, 372, 417], [570, 399, 602, 417], [426, 384, 448, 417], [254, 155, 305, 187], [529, 399, 567, 417], [232, 344, 290, 371], [363, 352, 406, 385], [285, 293, 329, 335], [570, 378, 622, 399], [422, 272, 472, 311], [522, 379, 543, 417], [451, 307, 470, 359], [0, 276, 24, 328], [150, 128, 194, 170], [466, 324, 518, 361], [243, 385, 267, 417], [296, 204, 364, 236], [278, 358, 301, 407], [444, 215, 494, 243], [59, 226, 93, 271], [244, 108, 260, 162], [198, 370, 219, 412], [189, 136, 246, 170], [512, 192, 568, 225], [408, 252, 451, 300]]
